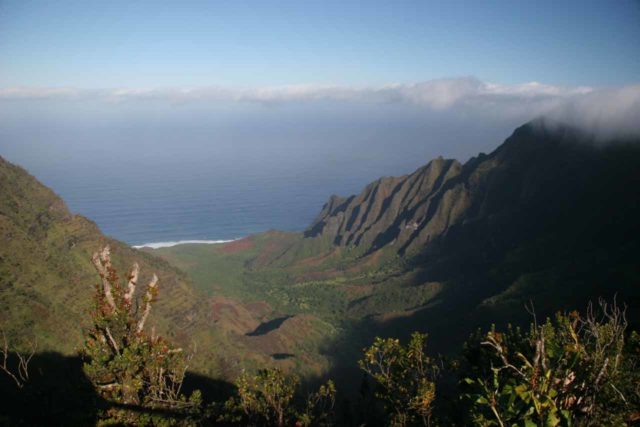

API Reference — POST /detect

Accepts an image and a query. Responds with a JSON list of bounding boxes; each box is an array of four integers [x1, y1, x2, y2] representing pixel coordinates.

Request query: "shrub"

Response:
[[222, 367, 336, 426], [359, 332, 440, 426], [461, 299, 640, 426], [82, 246, 201, 424]]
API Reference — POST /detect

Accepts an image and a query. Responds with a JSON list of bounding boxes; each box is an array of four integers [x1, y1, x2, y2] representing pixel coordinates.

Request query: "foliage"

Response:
[[221, 367, 336, 426], [298, 379, 337, 427], [359, 332, 440, 426], [81, 246, 201, 425], [460, 300, 640, 426]]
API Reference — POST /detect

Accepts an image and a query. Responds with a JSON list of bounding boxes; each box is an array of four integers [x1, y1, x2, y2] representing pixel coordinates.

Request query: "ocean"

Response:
[[0, 103, 512, 246]]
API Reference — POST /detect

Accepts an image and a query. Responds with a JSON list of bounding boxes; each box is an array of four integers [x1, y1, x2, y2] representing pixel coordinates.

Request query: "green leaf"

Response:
[[545, 412, 560, 427]]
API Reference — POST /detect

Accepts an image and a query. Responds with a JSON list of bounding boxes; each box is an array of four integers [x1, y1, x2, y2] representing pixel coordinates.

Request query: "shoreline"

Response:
[[132, 238, 239, 249]]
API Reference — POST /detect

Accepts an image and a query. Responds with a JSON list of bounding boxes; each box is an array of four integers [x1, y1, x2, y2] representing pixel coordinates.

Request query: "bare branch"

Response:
[[0, 329, 37, 389], [124, 262, 139, 305], [91, 246, 116, 310], [481, 334, 526, 379], [105, 327, 119, 353], [137, 274, 158, 334]]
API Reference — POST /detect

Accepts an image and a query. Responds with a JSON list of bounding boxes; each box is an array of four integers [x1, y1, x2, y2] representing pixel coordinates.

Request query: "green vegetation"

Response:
[[460, 301, 640, 426], [350, 301, 640, 426], [0, 155, 336, 381], [82, 246, 201, 424], [221, 368, 336, 426], [0, 156, 217, 373], [359, 332, 439, 426], [4, 274, 639, 425]]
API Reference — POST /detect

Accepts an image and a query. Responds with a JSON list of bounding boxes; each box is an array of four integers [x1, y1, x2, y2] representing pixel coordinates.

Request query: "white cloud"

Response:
[[1, 77, 639, 138], [546, 85, 640, 140], [0, 77, 590, 106]]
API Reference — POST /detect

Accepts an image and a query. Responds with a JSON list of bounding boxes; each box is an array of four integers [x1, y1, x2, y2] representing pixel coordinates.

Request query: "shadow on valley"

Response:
[[271, 352, 295, 360], [246, 315, 293, 336], [0, 352, 235, 426]]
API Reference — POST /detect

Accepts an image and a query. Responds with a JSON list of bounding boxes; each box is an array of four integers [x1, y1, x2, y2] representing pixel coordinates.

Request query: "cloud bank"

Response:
[[2, 77, 639, 139]]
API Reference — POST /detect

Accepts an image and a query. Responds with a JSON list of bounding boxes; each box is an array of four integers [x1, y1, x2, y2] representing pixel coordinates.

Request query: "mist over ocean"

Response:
[[0, 101, 518, 246]]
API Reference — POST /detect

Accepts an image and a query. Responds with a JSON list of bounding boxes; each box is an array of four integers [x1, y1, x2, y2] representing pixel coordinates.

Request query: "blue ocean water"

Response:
[[0, 102, 512, 246], [2, 137, 418, 246]]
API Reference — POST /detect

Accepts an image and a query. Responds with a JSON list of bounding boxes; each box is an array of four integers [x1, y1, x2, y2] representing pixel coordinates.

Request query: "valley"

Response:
[[146, 120, 640, 390], [1, 119, 639, 423]]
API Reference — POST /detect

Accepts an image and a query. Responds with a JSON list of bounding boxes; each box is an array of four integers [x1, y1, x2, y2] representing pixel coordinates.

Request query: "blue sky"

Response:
[[1, 0, 639, 162], [1, 0, 639, 88]]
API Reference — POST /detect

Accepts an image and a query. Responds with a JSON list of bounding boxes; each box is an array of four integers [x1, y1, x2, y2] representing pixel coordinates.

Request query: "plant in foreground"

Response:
[[461, 299, 640, 426], [222, 367, 336, 426], [359, 332, 440, 426], [82, 246, 201, 424]]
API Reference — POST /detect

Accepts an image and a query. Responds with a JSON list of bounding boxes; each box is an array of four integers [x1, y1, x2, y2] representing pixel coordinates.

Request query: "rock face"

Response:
[[305, 156, 463, 253], [305, 120, 640, 258]]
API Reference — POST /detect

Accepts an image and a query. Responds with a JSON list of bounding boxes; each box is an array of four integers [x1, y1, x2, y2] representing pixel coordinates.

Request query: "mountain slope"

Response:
[[155, 121, 640, 336], [0, 156, 337, 379], [0, 156, 211, 362], [304, 120, 640, 330], [305, 156, 463, 253]]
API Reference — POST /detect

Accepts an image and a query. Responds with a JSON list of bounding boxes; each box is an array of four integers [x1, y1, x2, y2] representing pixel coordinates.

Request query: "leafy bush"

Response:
[[82, 246, 201, 424], [460, 300, 640, 426], [222, 367, 336, 426], [359, 332, 440, 426]]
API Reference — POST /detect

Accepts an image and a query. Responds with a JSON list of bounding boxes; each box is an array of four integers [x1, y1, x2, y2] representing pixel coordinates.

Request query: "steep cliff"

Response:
[[305, 120, 639, 263], [305, 156, 463, 253]]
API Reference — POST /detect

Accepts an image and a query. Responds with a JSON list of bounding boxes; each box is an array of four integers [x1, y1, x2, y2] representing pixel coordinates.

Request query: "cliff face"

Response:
[[305, 156, 464, 253], [305, 121, 640, 259]]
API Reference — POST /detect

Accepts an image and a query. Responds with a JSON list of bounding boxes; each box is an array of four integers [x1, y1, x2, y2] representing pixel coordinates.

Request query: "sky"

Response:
[[1, 0, 639, 164], [1, 0, 639, 88]]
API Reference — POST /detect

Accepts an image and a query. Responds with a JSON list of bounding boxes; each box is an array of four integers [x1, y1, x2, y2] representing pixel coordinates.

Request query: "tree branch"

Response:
[[0, 329, 37, 388], [124, 262, 139, 305], [92, 246, 116, 310], [137, 274, 158, 333], [105, 327, 120, 353]]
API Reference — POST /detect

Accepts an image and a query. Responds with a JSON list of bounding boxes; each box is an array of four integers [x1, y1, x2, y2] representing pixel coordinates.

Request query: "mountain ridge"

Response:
[[304, 120, 639, 261]]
